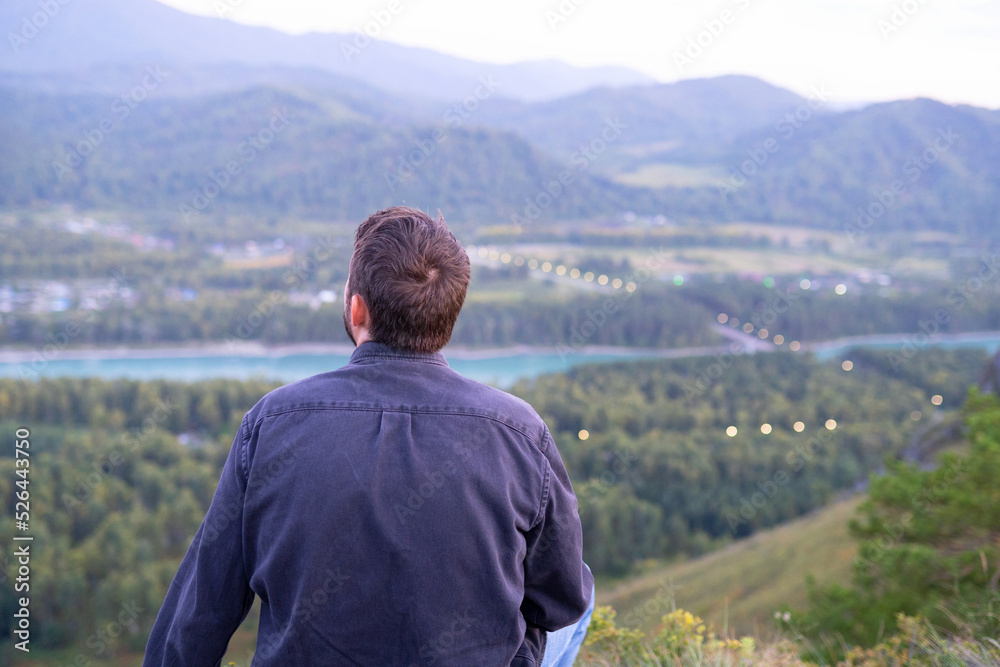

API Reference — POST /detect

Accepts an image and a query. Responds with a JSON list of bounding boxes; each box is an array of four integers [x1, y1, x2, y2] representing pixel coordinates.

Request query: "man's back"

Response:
[[144, 341, 592, 666]]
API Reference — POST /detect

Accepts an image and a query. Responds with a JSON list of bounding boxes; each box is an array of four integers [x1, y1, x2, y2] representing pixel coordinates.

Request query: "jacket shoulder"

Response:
[[439, 373, 551, 446]]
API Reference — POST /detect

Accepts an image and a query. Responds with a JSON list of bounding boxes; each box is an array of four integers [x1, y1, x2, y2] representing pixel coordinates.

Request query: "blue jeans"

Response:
[[541, 579, 596, 667]]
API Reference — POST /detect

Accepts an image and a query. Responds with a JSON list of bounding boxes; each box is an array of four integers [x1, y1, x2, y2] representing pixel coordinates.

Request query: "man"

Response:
[[144, 207, 595, 666]]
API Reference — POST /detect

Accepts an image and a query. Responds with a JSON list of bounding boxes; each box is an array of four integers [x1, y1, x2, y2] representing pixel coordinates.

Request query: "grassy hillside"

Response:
[[36, 499, 859, 666], [596, 497, 861, 638]]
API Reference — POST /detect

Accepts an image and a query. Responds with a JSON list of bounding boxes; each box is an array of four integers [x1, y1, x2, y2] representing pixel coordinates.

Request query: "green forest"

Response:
[[0, 348, 993, 663]]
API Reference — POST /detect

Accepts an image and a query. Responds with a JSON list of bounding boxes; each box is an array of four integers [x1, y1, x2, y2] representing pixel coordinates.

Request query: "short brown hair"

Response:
[[347, 207, 470, 353]]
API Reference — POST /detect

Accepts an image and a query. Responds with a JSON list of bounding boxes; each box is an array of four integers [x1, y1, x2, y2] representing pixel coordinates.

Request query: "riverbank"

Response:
[[0, 330, 996, 363], [0, 340, 725, 364], [0, 331, 995, 385]]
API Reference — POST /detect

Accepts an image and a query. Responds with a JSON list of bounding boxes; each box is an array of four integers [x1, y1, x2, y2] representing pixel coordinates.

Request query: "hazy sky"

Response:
[[158, 0, 1000, 108]]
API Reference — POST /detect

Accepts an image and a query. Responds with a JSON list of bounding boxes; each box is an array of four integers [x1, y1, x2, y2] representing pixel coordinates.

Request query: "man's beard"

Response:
[[343, 296, 356, 345]]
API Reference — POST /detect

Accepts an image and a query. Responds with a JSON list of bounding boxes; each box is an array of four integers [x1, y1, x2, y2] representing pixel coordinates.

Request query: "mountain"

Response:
[[0, 85, 655, 224], [0, 0, 654, 102], [716, 97, 1000, 234], [2, 78, 998, 235], [474, 75, 811, 165]]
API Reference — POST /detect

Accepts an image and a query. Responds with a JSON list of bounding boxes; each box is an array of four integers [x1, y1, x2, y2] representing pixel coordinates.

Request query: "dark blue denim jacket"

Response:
[[143, 341, 593, 666]]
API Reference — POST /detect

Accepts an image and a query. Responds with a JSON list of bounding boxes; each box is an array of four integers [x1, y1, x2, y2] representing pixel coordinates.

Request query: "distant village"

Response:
[[0, 218, 339, 317]]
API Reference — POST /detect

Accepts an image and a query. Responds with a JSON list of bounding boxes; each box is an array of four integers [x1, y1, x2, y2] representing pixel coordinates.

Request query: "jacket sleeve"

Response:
[[143, 415, 257, 666], [520, 426, 594, 632]]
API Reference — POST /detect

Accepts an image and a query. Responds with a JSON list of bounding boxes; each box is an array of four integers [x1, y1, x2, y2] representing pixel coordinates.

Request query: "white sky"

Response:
[[158, 0, 1000, 108]]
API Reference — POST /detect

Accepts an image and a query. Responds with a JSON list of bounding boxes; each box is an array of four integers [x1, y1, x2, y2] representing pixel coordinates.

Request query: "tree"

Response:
[[804, 388, 1000, 653]]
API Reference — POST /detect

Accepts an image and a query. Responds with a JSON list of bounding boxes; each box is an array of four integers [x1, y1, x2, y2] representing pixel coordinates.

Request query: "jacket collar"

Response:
[[349, 341, 449, 367]]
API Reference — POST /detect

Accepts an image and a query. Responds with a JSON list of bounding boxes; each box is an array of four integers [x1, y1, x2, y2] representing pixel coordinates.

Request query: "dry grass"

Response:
[[598, 497, 862, 638]]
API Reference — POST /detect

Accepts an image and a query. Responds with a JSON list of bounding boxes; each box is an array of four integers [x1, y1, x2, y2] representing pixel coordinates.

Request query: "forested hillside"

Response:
[[513, 349, 987, 573], [1, 77, 998, 234], [0, 348, 986, 660], [474, 75, 810, 162], [0, 86, 640, 223]]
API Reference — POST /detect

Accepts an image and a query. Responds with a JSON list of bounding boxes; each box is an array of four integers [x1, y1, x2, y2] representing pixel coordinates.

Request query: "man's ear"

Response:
[[350, 294, 370, 329]]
